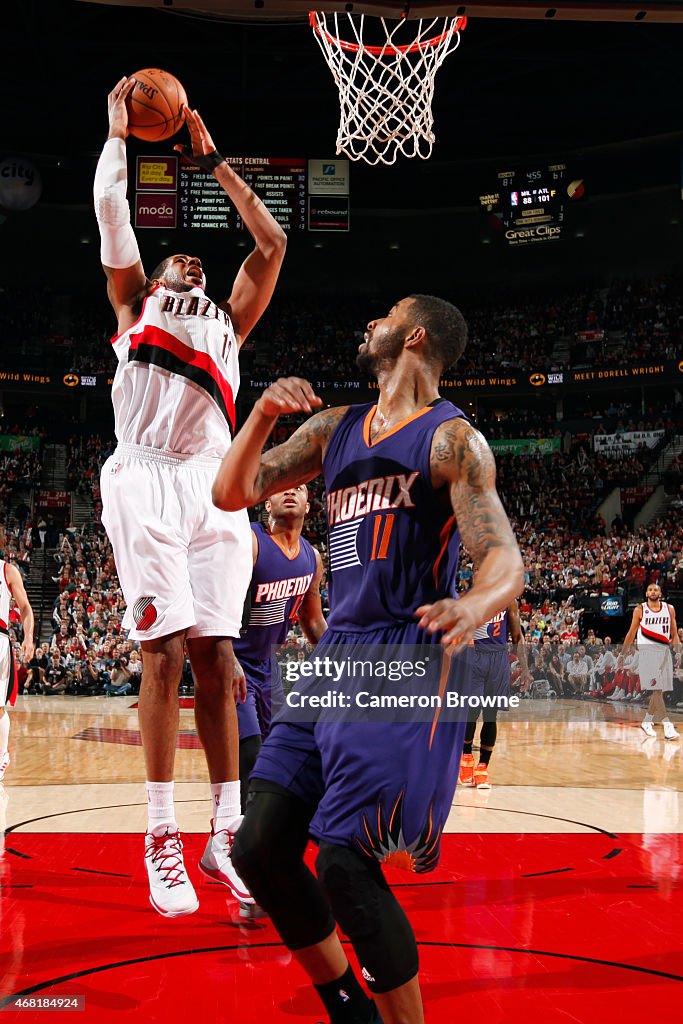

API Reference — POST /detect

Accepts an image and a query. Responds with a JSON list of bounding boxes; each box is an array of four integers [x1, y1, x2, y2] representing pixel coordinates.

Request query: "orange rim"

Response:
[[309, 11, 466, 55]]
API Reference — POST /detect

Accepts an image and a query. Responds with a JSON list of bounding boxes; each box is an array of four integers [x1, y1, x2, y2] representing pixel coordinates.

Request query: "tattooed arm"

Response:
[[213, 376, 347, 510], [416, 417, 524, 645]]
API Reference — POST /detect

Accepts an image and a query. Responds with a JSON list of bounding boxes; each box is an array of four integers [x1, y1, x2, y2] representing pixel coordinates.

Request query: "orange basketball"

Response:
[[126, 69, 187, 143]]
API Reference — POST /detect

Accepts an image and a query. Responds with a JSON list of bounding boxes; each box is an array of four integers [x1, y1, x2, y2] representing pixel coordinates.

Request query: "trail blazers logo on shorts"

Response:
[[133, 596, 158, 631]]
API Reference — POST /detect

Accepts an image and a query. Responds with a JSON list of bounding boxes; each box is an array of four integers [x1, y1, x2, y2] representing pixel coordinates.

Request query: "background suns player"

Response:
[[459, 598, 526, 790], [623, 583, 679, 740], [214, 295, 523, 1024], [94, 78, 286, 918], [232, 485, 327, 810], [0, 539, 35, 783]]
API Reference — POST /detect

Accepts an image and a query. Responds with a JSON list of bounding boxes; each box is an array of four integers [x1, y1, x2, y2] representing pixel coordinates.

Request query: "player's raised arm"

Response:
[[212, 378, 343, 511], [416, 418, 524, 645], [94, 78, 147, 324], [177, 108, 287, 346]]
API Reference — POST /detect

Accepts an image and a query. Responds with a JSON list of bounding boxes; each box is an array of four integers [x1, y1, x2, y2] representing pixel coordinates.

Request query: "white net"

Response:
[[310, 12, 465, 166]]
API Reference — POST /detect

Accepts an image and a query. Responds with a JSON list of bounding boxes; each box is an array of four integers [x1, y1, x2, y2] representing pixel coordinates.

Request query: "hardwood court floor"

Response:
[[1, 695, 682, 1022]]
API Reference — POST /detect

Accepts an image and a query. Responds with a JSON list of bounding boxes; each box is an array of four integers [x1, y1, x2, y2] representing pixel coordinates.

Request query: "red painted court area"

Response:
[[1, 832, 681, 1022]]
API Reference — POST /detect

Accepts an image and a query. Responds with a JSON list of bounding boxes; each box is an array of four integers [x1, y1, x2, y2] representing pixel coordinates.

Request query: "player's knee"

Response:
[[316, 843, 382, 938], [140, 647, 184, 689], [316, 843, 419, 992], [189, 643, 233, 693]]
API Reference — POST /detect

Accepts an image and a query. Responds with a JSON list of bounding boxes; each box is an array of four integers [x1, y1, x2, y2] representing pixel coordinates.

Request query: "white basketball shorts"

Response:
[[638, 644, 673, 692], [100, 444, 252, 642]]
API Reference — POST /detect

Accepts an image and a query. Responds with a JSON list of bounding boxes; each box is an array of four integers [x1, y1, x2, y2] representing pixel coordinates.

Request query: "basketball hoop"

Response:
[[309, 10, 466, 166]]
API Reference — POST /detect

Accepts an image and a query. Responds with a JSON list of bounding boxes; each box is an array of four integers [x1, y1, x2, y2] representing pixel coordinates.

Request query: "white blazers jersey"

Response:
[[0, 560, 12, 630], [638, 601, 672, 645], [111, 284, 239, 458]]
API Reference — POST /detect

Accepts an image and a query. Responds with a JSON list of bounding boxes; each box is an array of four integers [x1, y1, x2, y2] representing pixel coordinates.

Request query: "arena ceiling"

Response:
[[7, 0, 683, 169]]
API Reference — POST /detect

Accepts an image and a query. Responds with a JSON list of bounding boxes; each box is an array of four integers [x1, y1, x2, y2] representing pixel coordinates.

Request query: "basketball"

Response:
[[126, 68, 187, 142]]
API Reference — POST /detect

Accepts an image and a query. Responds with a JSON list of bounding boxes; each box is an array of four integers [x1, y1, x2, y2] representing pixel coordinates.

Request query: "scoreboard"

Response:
[[480, 164, 583, 246], [134, 155, 348, 232]]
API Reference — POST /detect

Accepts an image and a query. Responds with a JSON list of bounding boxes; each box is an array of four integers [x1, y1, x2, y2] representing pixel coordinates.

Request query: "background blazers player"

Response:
[[0, 545, 35, 782], [214, 295, 523, 1024], [623, 583, 679, 740], [233, 486, 327, 809], [94, 78, 286, 917], [459, 598, 526, 790]]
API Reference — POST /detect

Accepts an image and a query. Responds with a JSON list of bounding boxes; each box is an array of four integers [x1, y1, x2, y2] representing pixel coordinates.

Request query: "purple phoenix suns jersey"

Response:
[[323, 399, 467, 632], [233, 521, 317, 663], [473, 607, 508, 645]]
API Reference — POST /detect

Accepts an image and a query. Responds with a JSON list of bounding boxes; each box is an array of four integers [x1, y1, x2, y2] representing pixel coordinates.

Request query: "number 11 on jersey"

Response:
[[370, 513, 395, 560]]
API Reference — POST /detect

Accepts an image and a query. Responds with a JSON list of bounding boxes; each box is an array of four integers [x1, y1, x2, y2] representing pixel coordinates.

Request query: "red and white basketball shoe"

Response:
[[144, 826, 199, 918], [199, 817, 254, 905]]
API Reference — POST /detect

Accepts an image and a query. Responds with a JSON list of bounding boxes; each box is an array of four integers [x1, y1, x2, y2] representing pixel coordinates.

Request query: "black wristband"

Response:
[[204, 149, 226, 170], [175, 145, 225, 172]]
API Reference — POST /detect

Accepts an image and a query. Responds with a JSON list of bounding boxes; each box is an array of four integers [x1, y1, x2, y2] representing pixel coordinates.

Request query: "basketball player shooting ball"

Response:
[[214, 296, 524, 1024], [94, 77, 286, 918]]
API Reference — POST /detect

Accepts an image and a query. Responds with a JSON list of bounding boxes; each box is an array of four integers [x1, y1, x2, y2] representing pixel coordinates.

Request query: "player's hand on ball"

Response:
[[232, 657, 247, 704], [415, 598, 480, 647], [177, 106, 215, 158], [107, 76, 136, 139], [258, 378, 323, 418]]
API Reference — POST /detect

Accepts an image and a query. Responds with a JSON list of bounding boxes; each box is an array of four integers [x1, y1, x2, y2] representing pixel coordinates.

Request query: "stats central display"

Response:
[[179, 157, 307, 231], [134, 155, 349, 232]]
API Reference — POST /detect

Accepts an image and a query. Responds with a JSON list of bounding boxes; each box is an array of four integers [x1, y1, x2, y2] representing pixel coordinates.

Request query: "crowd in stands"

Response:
[[3, 274, 681, 379], [507, 628, 683, 706], [16, 523, 140, 698]]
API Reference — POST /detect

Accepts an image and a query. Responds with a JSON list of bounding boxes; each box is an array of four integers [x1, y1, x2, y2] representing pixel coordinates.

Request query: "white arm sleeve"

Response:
[[93, 137, 141, 270]]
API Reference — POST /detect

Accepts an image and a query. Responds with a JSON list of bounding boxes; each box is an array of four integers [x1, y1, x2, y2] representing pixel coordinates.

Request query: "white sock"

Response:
[[644, 713, 654, 724], [146, 781, 177, 834], [211, 781, 241, 832], [0, 713, 9, 756], [662, 717, 671, 725]]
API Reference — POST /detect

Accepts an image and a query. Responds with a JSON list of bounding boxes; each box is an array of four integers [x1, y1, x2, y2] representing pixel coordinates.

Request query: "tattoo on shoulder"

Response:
[[431, 418, 495, 484], [311, 405, 349, 446], [432, 418, 516, 560], [256, 405, 348, 496]]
